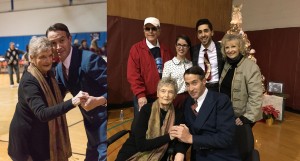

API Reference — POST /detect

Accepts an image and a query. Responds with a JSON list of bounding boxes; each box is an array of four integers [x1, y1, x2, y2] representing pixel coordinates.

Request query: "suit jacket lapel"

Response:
[[193, 91, 215, 129], [68, 48, 82, 86], [215, 41, 224, 78], [192, 44, 201, 66], [57, 63, 69, 87]]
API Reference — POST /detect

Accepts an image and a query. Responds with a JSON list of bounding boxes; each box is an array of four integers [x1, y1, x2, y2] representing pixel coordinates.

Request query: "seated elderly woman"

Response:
[[116, 77, 186, 161], [8, 36, 87, 161]]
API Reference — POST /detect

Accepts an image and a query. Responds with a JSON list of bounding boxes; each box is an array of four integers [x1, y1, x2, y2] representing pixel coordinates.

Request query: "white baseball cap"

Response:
[[144, 17, 160, 27]]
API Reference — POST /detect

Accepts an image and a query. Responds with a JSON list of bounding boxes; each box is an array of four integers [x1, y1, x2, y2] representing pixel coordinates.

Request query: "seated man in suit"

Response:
[[170, 66, 240, 161]]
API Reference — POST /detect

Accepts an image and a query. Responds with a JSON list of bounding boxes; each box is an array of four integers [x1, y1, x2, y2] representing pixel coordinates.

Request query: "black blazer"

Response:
[[191, 41, 224, 78], [8, 71, 74, 161]]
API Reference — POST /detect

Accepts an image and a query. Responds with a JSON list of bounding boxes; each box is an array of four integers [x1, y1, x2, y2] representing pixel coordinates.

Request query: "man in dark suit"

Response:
[[46, 23, 107, 161], [191, 19, 224, 92], [170, 66, 240, 161]]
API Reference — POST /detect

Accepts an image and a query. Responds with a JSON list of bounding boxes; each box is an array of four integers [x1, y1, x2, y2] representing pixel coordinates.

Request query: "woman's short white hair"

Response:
[[28, 36, 52, 62], [157, 77, 178, 95]]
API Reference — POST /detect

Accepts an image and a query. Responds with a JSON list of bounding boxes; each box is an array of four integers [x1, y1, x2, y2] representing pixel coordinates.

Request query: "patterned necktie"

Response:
[[191, 100, 198, 116], [203, 48, 212, 81], [62, 65, 68, 81]]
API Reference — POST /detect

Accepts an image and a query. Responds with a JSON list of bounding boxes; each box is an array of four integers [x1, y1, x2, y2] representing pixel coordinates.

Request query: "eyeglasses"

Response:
[[176, 43, 189, 49], [144, 27, 158, 32]]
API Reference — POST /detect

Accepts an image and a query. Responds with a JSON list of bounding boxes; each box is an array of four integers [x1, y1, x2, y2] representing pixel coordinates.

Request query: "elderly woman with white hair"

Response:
[[8, 36, 87, 161], [116, 77, 186, 161]]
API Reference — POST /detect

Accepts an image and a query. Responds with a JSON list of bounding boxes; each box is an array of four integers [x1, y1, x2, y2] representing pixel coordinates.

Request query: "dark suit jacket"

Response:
[[183, 90, 240, 161], [191, 41, 224, 78], [56, 47, 107, 125]]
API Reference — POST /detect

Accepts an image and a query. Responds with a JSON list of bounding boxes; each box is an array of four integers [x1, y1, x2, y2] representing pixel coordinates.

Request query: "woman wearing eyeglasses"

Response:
[[162, 35, 193, 109]]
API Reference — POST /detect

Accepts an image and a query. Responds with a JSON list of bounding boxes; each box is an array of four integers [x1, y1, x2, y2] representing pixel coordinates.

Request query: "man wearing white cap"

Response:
[[127, 17, 173, 117]]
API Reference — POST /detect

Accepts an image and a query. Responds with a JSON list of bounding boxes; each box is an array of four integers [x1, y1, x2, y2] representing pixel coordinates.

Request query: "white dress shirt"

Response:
[[62, 47, 73, 76], [162, 57, 192, 94], [146, 38, 160, 48], [195, 88, 208, 113], [197, 42, 219, 83]]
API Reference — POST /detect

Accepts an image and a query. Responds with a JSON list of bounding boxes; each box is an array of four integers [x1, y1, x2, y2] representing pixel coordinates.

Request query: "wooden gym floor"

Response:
[[0, 72, 300, 161]]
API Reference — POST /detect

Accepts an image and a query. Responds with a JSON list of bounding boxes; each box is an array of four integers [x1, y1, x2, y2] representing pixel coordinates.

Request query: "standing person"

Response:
[[90, 38, 102, 55], [46, 23, 108, 161], [162, 35, 192, 109], [127, 17, 173, 117], [116, 77, 186, 161], [191, 19, 224, 92], [101, 42, 107, 57], [21, 45, 30, 72], [73, 39, 80, 49], [219, 34, 263, 126], [170, 66, 240, 161], [79, 39, 90, 50], [5, 42, 23, 87], [8, 36, 87, 161]]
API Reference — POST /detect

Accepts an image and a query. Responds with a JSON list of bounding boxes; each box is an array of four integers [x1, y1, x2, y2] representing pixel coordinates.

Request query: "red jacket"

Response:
[[127, 39, 173, 99]]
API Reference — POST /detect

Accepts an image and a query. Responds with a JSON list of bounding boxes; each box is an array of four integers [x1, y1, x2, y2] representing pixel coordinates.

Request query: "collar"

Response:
[[200, 41, 215, 52], [146, 38, 160, 49], [195, 88, 208, 112], [172, 57, 189, 65], [236, 56, 246, 67], [196, 88, 208, 103], [63, 47, 73, 69], [227, 53, 243, 65]]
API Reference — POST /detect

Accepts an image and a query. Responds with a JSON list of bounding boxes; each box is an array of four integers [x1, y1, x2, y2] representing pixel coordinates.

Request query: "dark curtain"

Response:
[[248, 28, 300, 110], [107, 16, 224, 106]]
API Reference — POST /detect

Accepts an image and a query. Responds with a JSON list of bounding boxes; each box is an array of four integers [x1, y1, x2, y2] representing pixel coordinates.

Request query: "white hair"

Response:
[[28, 36, 52, 62]]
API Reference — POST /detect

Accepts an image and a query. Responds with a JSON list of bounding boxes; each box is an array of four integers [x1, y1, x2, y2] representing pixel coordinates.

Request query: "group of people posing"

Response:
[[123, 17, 263, 161]]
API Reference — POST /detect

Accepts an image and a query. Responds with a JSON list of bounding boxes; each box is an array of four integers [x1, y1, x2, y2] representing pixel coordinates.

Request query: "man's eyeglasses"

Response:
[[144, 27, 158, 32], [176, 44, 189, 49]]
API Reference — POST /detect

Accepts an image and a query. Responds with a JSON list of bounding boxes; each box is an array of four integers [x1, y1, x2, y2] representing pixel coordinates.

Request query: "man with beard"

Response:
[[191, 19, 224, 92]]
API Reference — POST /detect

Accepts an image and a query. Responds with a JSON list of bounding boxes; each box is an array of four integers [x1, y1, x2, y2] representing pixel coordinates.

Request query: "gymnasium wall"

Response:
[[0, 2, 107, 55], [108, 0, 232, 32], [232, 0, 300, 110]]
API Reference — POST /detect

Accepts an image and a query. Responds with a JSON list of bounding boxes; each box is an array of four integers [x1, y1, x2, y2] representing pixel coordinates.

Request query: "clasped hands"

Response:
[[169, 124, 193, 144], [169, 124, 192, 161], [72, 91, 107, 111]]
